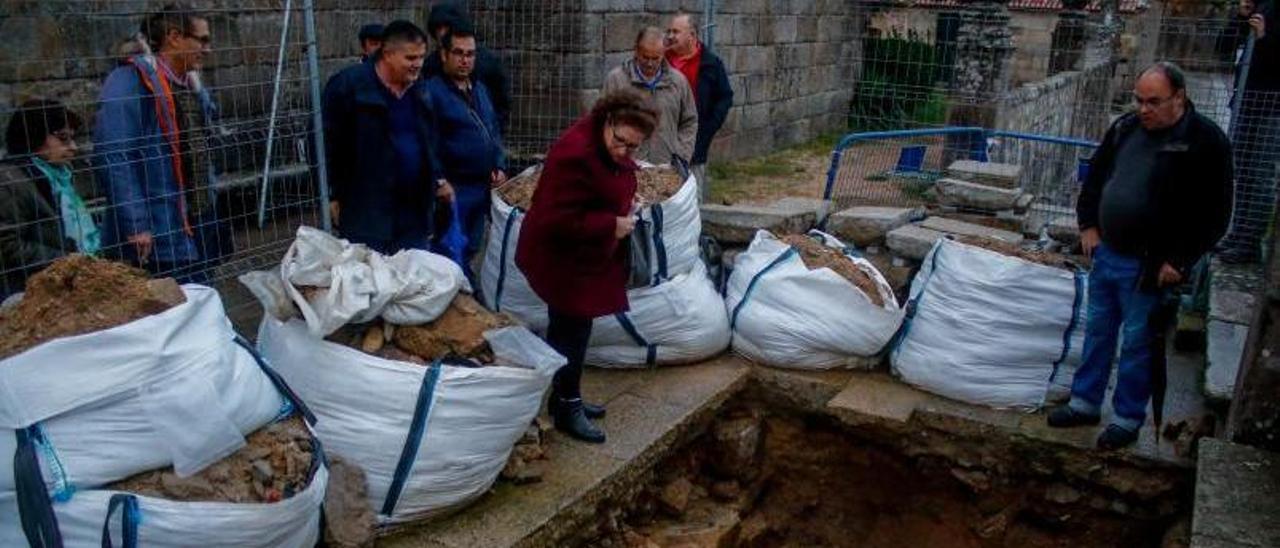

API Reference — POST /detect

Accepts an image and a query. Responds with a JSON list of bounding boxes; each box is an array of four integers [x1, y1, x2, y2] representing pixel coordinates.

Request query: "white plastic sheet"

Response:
[[0, 461, 327, 548], [725, 230, 904, 370], [0, 287, 286, 493], [256, 319, 562, 525], [890, 238, 1087, 410], [280, 226, 469, 337]]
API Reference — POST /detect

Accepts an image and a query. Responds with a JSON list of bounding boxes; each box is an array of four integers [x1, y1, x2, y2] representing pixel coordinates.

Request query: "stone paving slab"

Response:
[[380, 357, 751, 548], [1192, 438, 1280, 548], [825, 206, 921, 247], [919, 216, 1024, 244], [1205, 320, 1248, 403], [885, 224, 946, 261], [700, 203, 816, 245], [767, 197, 828, 225], [934, 177, 1024, 211], [1208, 287, 1256, 326], [946, 160, 1022, 189]]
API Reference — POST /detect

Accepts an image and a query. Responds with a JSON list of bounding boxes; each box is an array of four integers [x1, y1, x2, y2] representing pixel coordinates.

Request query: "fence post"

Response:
[[703, 0, 716, 50], [304, 0, 332, 233]]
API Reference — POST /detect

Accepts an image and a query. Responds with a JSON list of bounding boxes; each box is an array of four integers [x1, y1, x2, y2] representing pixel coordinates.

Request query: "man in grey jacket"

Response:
[[602, 26, 698, 167]]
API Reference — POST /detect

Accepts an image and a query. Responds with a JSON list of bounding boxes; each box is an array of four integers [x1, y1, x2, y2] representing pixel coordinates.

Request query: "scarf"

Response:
[[32, 157, 101, 256]]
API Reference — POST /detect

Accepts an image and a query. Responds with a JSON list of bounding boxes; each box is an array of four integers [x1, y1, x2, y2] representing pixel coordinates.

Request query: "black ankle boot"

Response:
[[551, 397, 606, 443], [551, 397, 606, 419]]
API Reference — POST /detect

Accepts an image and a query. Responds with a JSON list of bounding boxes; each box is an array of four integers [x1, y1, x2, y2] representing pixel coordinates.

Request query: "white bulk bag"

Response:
[[725, 230, 904, 369], [1, 455, 326, 548], [256, 319, 563, 525], [0, 287, 287, 494], [587, 262, 731, 368], [890, 238, 1087, 410], [481, 163, 702, 332]]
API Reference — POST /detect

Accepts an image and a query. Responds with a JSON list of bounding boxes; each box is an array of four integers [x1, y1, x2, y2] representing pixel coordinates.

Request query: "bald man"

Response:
[[665, 12, 733, 200], [602, 26, 698, 166], [1048, 62, 1233, 450]]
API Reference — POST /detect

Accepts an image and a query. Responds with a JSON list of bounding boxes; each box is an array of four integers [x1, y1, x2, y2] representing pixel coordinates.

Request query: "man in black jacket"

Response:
[[1047, 62, 1234, 450], [665, 12, 734, 201], [1217, 0, 1280, 263], [425, 2, 512, 133]]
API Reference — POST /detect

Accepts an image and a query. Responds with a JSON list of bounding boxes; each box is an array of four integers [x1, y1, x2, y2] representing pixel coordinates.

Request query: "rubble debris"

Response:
[[780, 234, 886, 307], [954, 234, 1073, 269], [497, 165, 685, 210], [500, 418, 551, 486], [323, 455, 377, 548], [324, 294, 515, 365], [0, 255, 188, 359], [108, 415, 314, 504]]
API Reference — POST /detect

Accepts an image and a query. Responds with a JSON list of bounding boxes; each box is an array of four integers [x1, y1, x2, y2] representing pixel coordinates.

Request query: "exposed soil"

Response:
[[954, 235, 1075, 270], [0, 255, 187, 359], [497, 165, 686, 210], [325, 294, 515, 365], [108, 415, 314, 504], [780, 234, 885, 307], [598, 411, 1178, 548]]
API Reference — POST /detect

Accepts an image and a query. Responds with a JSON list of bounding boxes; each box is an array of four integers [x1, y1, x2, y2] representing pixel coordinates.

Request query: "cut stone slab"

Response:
[[934, 178, 1025, 211], [1208, 287, 1257, 325], [885, 224, 946, 261], [1192, 437, 1280, 548], [919, 216, 1024, 244], [1046, 214, 1080, 246], [1205, 320, 1248, 403], [701, 203, 816, 245], [946, 160, 1022, 189], [826, 206, 921, 247], [767, 197, 828, 225]]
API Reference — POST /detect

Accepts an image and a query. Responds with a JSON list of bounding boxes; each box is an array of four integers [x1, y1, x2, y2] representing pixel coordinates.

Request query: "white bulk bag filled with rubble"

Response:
[[0, 459, 327, 547], [257, 318, 563, 524], [482, 163, 702, 332], [725, 230, 904, 369], [0, 286, 287, 494], [587, 262, 731, 368], [890, 238, 1087, 410]]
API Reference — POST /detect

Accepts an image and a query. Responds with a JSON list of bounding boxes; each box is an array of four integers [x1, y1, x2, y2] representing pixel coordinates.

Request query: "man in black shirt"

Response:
[[1047, 63, 1234, 450]]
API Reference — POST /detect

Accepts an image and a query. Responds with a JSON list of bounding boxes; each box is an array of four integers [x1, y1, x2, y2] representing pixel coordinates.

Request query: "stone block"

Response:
[[1192, 438, 1280, 548], [946, 160, 1023, 189], [934, 178, 1025, 211], [827, 206, 922, 247], [918, 216, 1025, 244], [768, 196, 827, 224], [1205, 320, 1248, 403], [1045, 214, 1081, 245], [885, 224, 947, 261], [1209, 287, 1257, 326], [701, 203, 816, 245]]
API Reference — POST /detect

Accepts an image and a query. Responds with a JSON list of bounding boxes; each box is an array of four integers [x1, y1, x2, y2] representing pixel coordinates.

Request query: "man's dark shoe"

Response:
[[1096, 424, 1139, 450], [1046, 406, 1101, 428], [551, 398, 606, 443], [549, 397, 606, 419]]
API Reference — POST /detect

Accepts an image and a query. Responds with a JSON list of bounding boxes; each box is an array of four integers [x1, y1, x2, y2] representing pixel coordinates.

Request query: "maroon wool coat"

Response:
[[515, 115, 638, 319]]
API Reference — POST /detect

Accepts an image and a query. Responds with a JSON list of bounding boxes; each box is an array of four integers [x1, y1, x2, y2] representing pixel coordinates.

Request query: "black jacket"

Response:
[[0, 160, 77, 297], [426, 46, 512, 132], [692, 48, 734, 165], [321, 61, 443, 244], [1216, 0, 1280, 92], [1077, 105, 1234, 288]]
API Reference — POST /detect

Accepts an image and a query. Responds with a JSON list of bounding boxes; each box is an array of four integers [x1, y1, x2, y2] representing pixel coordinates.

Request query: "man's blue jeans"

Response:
[[453, 180, 490, 285], [1068, 243, 1166, 432]]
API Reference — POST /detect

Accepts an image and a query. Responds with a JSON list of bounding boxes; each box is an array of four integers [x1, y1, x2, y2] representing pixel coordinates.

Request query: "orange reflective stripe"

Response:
[[131, 60, 194, 237]]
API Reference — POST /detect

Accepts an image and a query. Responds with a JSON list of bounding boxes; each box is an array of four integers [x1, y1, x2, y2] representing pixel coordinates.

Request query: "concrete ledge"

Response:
[[380, 358, 752, 548], [919, 216, 1024, 244], [946, 160, 1022, 189], [826, 206, 921, 247], [934, 178, 1025, 211], [701, 204, 816, 245], [1205, 320, 1248, 404], [1192, 438, 1280, 548]]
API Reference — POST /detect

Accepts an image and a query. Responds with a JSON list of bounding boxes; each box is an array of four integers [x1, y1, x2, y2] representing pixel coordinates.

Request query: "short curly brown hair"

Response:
[[590, 88, 660, 138]]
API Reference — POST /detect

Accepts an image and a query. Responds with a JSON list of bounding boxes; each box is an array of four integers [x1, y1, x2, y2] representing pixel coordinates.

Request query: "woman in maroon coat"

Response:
[[516, 90, 659, 443]]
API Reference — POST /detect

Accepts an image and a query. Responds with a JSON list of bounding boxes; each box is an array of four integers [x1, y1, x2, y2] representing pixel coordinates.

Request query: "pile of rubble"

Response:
[[497, 164, 686, 210], [325, 294, 516, 364]]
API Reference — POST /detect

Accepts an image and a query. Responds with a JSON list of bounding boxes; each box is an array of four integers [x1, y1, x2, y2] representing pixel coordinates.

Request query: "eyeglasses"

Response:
[[610, 124, 641, 152], [50, 130, 76, 144], [1133, 93, 1175, 110]]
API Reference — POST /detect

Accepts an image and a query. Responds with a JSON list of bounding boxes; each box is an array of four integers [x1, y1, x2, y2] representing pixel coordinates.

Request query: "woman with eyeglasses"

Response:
[[0, 99, 100, 299], [515, 89, 660, 443]]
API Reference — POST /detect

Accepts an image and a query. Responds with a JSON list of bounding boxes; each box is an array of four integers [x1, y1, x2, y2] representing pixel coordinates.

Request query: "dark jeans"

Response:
[[1068, 243, 1168, 432], [546, 308, 593, 401], [1220, 94, 1280, 259], [453, 180, 490, 287]]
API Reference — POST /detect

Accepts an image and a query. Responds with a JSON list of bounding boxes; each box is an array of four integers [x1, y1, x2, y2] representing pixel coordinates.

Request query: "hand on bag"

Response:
[[128, 232, 154, 264], [329, 200, 340, 226], [491, 170, 507, 187], [1080, 227, 1101, 258], [1158, 263, 1184, 287], [615, 216, 636, 239]]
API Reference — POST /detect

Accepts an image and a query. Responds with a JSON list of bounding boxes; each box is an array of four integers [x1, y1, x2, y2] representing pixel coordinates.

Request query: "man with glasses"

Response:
[[665, 12, 734, 201], [1047, 62, 1234, 450], [95, 3, 224, 284], [426, 24, 505, 288], [603, 26, 698, 167]]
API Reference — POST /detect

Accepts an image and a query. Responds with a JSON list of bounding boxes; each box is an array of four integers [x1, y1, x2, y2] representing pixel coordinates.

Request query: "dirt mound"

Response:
[[780, 235, 885, 307], [497, 165, 685, 210], [954, 235, 1072, 269], [326, 294, 515, 365], [108, 415, 314, 503], [0, 255, 187, 360]]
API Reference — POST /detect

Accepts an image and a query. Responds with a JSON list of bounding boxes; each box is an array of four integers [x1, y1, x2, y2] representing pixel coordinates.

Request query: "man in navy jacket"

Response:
[[665, 12, 734, 200], [426, 25, 505, 286], [322, 20, 454, 254]]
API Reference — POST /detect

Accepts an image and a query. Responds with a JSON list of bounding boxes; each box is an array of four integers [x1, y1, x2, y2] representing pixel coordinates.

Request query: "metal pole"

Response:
[[257, 0, 295, 228], [703, 0, 716, 50], [1229, 31, 1257, 135], [304, 0, 332, 232]]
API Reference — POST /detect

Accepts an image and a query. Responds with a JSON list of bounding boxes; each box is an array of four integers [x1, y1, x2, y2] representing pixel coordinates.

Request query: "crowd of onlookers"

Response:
[[0, 2, 736, 302]]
